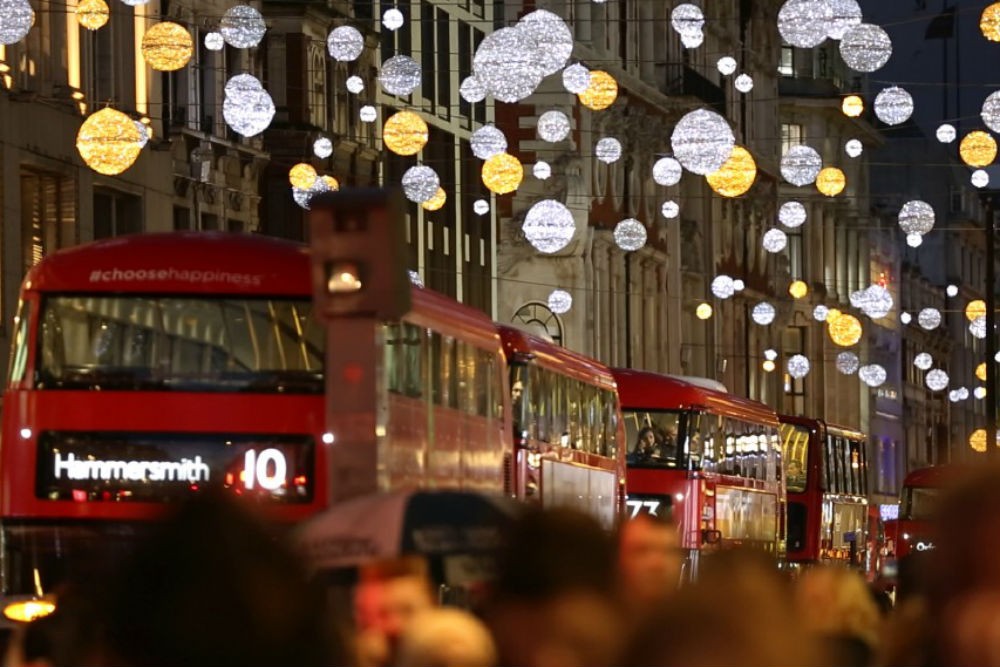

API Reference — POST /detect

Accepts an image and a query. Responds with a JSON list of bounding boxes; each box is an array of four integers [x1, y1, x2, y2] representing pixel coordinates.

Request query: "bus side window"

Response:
[[605, 390, 619, 458], [8, 300, 31, 386]]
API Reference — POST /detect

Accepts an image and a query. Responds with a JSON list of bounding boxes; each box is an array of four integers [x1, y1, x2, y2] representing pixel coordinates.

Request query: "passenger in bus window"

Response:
[[628, 427, 659, 464], [657, 425, 679, 463]]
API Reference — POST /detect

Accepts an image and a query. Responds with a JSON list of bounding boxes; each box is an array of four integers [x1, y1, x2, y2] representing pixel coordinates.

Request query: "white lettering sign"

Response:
[[54, 452, 210, 484], [626, 499, 662, 518], [915, 541, 935, 552], [243, 448, 288, 491]]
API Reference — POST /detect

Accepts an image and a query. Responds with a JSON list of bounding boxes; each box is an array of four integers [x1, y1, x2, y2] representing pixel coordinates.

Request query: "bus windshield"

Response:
[[779, 422, 810, 493], [37, 295, 323, 393], [902, 486, 940, 522], [623, 410, 683, 468]]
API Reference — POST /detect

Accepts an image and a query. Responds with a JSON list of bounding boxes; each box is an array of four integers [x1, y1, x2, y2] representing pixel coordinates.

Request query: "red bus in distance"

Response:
[[883, 464, 965, 564], [613, 369, 785, 576]]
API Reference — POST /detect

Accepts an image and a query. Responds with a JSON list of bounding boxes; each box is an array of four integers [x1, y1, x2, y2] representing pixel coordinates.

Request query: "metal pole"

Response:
[[986, 194, 998, 459]]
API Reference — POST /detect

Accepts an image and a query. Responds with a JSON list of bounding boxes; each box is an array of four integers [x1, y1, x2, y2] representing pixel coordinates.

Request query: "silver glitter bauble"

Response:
[[780, 145, 822, 186], [826, 0, 862, 40], [378, 55, 421, 96], [917, 307, 942, 330], [220, 5, 266, 49], [777, 0, 833, 48], [313, 137, 333, 158], [460, 75, 488, 103], [836, 352, 860, 375], [762, 228, 788, 253], [898, 200, 935, 235], [522, 200, 576, 254], [401, 165, 440, 203], [752, 302, 776, 325], [925, 369, 949, 392], [613, 218, 647, 252], [670, 109, 735, 175], [470, 125, 507, 160], [653, 157, 683, 186], [595, 137, 622, 164], [779, 201, 807, 228], [519, 9, 573, 76], [547, 289, 573, 314], [859, 364, 887, 388], [327, 25, 364, 62], [936, 123, 957, 143], [874, 86, 913, 126], [913, 353, 933, 370], [787, 354, 811, 379], [222, 74, 275, 137], [346, 76, 364, 94], [472, 27, 544, 103], [562, 63, 591, 93], [661, 200, 680, 219], [537, 110, 571, 142], [204, 31, 224, 51], [711, 275, 736, 299], [840, 23, 892, 73], [533, 161, 551, 180], [382, 7, 404, 31]]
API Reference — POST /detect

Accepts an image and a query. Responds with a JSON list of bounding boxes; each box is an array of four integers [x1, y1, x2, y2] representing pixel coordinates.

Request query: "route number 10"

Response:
[[243, 448, 288, 491]]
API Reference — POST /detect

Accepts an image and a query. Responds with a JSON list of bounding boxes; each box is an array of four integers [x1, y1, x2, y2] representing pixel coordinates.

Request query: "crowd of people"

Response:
[[3, 465, 1000, 667]]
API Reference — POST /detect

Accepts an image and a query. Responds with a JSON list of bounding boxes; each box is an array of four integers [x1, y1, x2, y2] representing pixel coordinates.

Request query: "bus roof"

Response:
[[903, 464, 967, 489], [779, 415, 866, 441], [497, 325, 617, 390], [612, 368, 779, 426]]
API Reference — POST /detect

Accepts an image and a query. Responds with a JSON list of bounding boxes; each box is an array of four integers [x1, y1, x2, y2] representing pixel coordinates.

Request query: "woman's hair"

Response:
[[795, 566, 881, 648]]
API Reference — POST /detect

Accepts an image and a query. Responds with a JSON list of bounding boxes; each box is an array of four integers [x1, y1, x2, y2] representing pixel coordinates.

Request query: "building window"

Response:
[[93, 189, 142, 240], [21, 168, 76, 271], [173, 206, 190, 230], [787, 228, 804, 280], [778, 45, 794, 76], [781, 123, 802, 153], [201, 213, 219, 230]]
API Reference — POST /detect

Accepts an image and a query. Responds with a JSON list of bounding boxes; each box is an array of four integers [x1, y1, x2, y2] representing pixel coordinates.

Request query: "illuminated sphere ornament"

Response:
[[779, 201, 807, 228], [711, 275, 736, 299], [359, 105, 377, 123], [473, 199, 489, 216], [402, 165, 440, 204], [859, 364, 887, 388], [932, 125, 956, 147], [842, 95, 864, 117], [845, 139, 863, 158], [900, 311, 912, 324], [670, 109, 735, 175], [222, 74, 275, 137], [653, 157, 683, 186], [680, 32, 705, 49], [982, 3, 1000, 42], [840, 23, 892, 73], [578, 70, 618, 110], [828, 312, 863, 347], [613, 218, 647, 252], [780, 145, 822, 186], [982, 91, 1000, 133], [76, 0, 109, 31], [733, 279, 746, 291], [836, 352, 860, 375], [816, 167, 846, 197], [914, 353, 933, 370], [777, 0, 833, 48], [220, 5, 266, 49], [874, 87, 913, 126], [789, 280, 808, 299], [976, 386, 988, 399], [141, 22, 193, 72], [978, 362, 988, 382], [291, 176, 333, 211], [533, 162, 551, 180], [562, 63, 591, 94], [813, 305, 829, 321], [327, 25, 364, 62], [718, 57, 737, 75], [595, 137, 622, 164], [898, 200, 935, 235], [696, 303, 713, 320], [858, 285, 893, 319], [960, 131, 998, 168], [346, 76, 364, 94], [537, 110, 571, 143], [925, 369, 949, 392], [763, 360, 776, 373], [519, 9, 574, 76], [752, 302, 776, 326], [734, 74, 754, 93], [321, 175, 339, 191], [967, 299, 987, 321], [762, 228, 788, 253], [76, 108, 143, 176], [970, 429, 988, 453], [408, 270, 423, 287], [482, 153, 523, 194], [973, 170, 990, 188], [661, 201, 680, 219], [706, 145, 757, 197], [383, 111, 428, 156], [421, 188, 447, 212], [765, 349, 779, 361], [459, 76, 487, 103], [379, 55, 422, 97], [906, 233, 923, 248], [917, 307, 942, 330], [827, 0, 862, 40], [523, 200, 576, 254], [204, 31, 224, 51], [288, 163, 317, 189], [473, 27, 544, 103], [671, 4, 705, 39], [135, 121, 149, 149], [787, 354, 811, 380], [971, 316, 987, 339], [382, 7, 404, 31], [0, 0, 33, 45], [548, 290, 573, 314], [470, 124, 507, 160], [947, 284, 959, 297]]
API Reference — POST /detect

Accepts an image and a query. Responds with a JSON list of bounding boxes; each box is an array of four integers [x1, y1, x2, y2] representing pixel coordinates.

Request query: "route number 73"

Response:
[[626, 499, 662, 518]]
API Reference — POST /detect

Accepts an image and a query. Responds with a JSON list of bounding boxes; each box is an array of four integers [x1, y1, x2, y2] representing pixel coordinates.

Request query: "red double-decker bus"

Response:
[[500, 326, 626, 528], [0, 232, 512, 609], [883, 465, 963, 564], [612, 369, 784, 575], [778, 417, 870, 570]]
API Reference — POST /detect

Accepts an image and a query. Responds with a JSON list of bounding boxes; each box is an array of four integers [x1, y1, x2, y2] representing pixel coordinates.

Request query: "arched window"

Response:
[[511, 302, 563, 345]]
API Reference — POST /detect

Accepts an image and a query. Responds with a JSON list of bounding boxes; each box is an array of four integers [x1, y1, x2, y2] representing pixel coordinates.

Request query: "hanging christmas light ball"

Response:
[[898, 200, 935, 235], [840, 23, 892, 73], [578, 70, 618, 110], [408, 271, 423, 287], [595, 137, 622, 164], [949, 389, 961, 403], [967, 299, 987, 321], [288, 163, 317, 190], [874, 86, 913, 126], [470, 124, 507, 160], [359, 105, 377, 123], [971, 316, 987, 339], [76, 107, 143, 176], [141, 21, 193, 71], [76, 0, 109, 31], [946, 284, 959, 297], [970, 429, 988, 453], [696, 303, 713, 320], [401, 165, 440, 204], [918, 307, 942, 330], [519, 9, 574, 76], [0, 0, 33, 45], [522, 199, 576, 253], [537, 110, 571, 143], [661, 201, 680, 219], [473, 199, 490, 216], [914, 353, 933, 370], [827, 0, 862, 40], [680, 31, 705, 49], [813, 305, 830, 321], [733, 279, 746, 291], [548, 289, 573, 314], [859, 364, 887, 388], [321, 175, 339, 191], [382, 7, 404, 31], [752, 302, 776, 326], [789, 280, 808, 299], [842, 95, 864, 117], [533, 161, 551, 180], [845, 139, 863, 158], [982, 3, 1000, 42], [925, 369, 949, 392], [460, 76, 487, 103], [711, 275, 736, 299], [779, 201, 807, 228], [671, 109, 735, 175], [976, 386, 988, 399], [327, 25, 364, 62], [763, 360, 777, 373], [787, 354, 811, 379], [973, 170, 991, 188], [653, 157, 683, 186], [671, 3, 705, 39], [204, 31, 224, 51], [562, 63, 591, 94], [613, 218, 647, 252], [421, 187, 447, 212], [383, 110, 428, 156], [936, 123, 957, 143], [836, 352, 860, 375], [473, 27, 544, 103], [291, 175, 333, 210], [222, 74, 275, 137], [346, 76, 364, 94], [780, 145, 822, 186], [220, 5, 266, 49], [706, 145, 757, 197], [777, 0, 833, 48], [135, 121, 150, 148], [829, 312, 863, 347], [734, 74, 754, 93], [765, 349, 779, 361], [861, 285, 894, 319], [717, 56, 737, 76], [960, 131, 998, 168], [900, 311, 912, 324], [816, 167, 846, 197], [762, 228, 788, 253], [906, 233, 923, 248], [378, 55, 422, 97], [982, 91, 1000, 133], [482, 153, 523, 194], [978, 362, 988, 382]]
